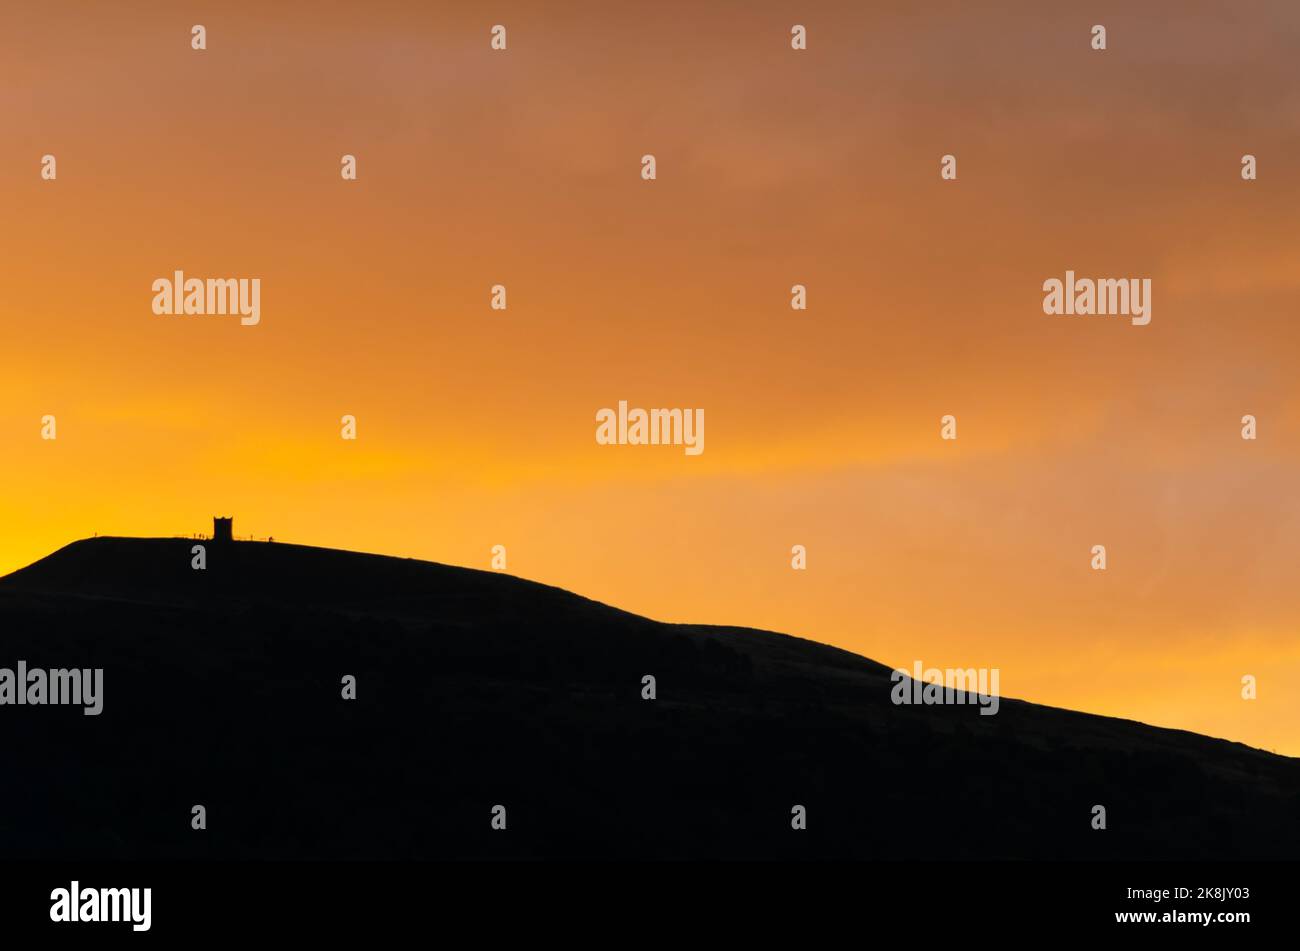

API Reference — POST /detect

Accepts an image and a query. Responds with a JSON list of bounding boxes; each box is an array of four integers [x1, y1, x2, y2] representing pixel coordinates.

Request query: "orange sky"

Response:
[[3, 1, 1299, 753]]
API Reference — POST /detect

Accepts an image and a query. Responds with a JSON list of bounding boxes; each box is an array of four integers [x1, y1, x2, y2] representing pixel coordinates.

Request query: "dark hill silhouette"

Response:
[[0, 536, 1295, 860]]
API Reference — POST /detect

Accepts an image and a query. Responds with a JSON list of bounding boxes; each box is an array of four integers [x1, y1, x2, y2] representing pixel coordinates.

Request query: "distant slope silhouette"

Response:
[[0, 536, 1296, 860]]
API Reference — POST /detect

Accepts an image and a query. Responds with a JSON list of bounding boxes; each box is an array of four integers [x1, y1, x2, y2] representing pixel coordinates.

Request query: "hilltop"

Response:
[[0, 536, 1295, 860]]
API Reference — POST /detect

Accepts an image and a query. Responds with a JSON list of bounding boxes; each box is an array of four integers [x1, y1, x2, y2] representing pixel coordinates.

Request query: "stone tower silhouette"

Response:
[[213, 517, 233, 543]]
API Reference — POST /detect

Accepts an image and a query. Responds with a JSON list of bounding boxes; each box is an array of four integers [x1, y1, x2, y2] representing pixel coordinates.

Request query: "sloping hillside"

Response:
[[0, 537, 1295, 860]]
